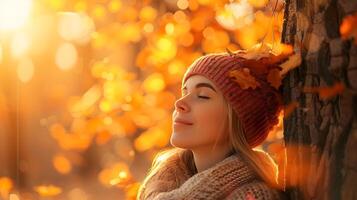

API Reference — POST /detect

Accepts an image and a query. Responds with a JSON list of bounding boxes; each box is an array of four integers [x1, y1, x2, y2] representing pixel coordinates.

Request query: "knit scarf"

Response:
[[138, 151, 283, 200]]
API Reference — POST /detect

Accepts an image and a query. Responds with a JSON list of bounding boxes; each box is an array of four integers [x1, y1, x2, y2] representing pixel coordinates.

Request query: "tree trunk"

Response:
[[281, 0, 357, 199]]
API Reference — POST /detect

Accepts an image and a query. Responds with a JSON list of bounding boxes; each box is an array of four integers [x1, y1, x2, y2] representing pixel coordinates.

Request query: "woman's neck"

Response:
[[191, 144, 233, 173]]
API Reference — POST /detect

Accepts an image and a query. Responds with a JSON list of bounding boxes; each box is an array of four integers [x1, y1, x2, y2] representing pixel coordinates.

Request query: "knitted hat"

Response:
[[182, 52, 283, 148]]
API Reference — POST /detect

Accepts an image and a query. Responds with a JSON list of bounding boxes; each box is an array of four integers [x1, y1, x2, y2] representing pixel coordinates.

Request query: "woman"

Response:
[[137, 50, 287, 200]]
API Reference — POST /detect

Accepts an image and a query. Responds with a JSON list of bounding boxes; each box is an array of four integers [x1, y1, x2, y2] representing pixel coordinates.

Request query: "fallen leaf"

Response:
[[340, 12, 357, 45], [284, 101, 299, 117], [303, 82, 345, 100], [229, 68, 261, 90]]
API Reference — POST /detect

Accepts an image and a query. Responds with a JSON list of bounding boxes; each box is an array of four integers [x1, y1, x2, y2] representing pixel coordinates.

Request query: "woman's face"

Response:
[[171, 75, 229, 151]]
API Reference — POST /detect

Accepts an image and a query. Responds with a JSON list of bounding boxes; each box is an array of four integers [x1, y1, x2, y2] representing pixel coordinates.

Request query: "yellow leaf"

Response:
[[279, 53, 301, 76], [235, 43, 272, 60]]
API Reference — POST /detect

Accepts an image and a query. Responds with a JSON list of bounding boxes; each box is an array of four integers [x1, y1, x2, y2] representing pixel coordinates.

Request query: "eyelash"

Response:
[[181, 92, 210, 99], [198, 96, 210, 99]]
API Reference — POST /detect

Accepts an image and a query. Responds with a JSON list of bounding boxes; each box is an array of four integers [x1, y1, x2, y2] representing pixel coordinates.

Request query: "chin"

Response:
[[170, 132, 194, 149]]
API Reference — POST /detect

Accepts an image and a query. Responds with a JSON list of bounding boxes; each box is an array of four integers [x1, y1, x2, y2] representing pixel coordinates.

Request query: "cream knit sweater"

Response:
[[137, 150, 287, 200]]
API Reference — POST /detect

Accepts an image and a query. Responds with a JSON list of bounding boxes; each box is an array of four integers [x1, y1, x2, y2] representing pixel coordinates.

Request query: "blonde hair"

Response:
[[225, 99, 279, 188], [137, 97, 281, 199]]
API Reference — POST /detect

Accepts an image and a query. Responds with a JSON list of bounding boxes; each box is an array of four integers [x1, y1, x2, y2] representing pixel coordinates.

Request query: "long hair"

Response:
[[137, 96, 281, 199], [225, 99, 280, 188]]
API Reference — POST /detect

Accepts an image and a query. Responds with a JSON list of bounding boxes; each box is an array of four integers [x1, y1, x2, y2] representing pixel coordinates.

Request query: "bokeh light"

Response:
[[11, 32, 30, 58], [16, 57, 34, 83], [55, 42, 78, 70], [58, 12, 95, 44]]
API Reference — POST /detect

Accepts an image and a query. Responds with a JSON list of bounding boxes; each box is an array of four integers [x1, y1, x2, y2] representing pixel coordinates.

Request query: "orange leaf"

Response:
[[262, 43, 294, 66], [279, 53, 301, 76], [284, 101, 299, 117], [302, 82, 345, 100], [340, 12, 357, 44], [229, 68, 261, 90], [267, 68, 282, 89]]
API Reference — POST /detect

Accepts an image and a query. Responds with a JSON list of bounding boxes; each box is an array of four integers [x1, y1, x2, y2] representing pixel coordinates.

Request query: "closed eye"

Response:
[[198, 96, 210, 99]]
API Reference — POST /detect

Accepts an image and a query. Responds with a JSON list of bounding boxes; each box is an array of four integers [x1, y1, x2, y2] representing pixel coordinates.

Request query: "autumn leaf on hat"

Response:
[[229, 43, 271, 60], [267, 68, 282, 89], [229, 43, 293, 61], [229, 68, 261, 90], [266, 53, 301, 89], [279, 53, 301, 77]]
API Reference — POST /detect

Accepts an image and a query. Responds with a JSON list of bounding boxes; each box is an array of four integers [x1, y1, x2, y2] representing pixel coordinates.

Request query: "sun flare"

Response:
[[0, 0, 32, 30]]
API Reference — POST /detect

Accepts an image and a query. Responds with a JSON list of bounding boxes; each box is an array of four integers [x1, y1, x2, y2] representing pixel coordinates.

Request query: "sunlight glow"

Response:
[[0, 45, 3, 64], [0, 0, 32, 30], [11, 32, 30, 58], [17, 57, 34, 83], [215, 0, 254, 30]]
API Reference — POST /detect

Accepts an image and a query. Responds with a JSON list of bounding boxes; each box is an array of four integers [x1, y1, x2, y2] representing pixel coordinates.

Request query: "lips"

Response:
[[174, 118, 193, 125]]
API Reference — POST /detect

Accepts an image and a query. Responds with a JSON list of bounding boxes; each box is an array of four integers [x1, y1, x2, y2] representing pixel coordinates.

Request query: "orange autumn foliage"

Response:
[[340, 12, 357, 44], [303, 82, 345, 100], [267, 68, 282, 90], [229, 68, 261, 89], [284, 101, 299, 118]]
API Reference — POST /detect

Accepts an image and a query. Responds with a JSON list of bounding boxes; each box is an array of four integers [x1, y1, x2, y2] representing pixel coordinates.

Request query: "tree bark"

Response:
[[281, 0, 357, 199]]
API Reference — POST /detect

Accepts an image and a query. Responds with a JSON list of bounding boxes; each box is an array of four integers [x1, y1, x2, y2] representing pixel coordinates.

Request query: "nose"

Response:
[[174, 96, 190, 113]]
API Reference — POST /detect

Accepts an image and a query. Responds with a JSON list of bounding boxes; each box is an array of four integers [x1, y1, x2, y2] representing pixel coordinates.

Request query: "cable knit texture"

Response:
[[137, 150, 286, 200]]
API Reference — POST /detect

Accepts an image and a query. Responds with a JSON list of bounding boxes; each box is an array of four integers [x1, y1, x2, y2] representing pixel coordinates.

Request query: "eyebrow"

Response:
[[182, 82, 217, 92]]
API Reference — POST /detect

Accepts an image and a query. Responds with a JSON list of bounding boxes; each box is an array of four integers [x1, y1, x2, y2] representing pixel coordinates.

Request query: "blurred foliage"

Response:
[[2, 0, 351, 199], [47, 0, 287, 199]]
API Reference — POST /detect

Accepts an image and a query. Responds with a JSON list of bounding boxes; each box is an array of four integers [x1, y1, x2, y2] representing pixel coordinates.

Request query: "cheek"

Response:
[[170, 99, 229, 149], [194, 102, 228, 139], [197, 103, 225, 124]]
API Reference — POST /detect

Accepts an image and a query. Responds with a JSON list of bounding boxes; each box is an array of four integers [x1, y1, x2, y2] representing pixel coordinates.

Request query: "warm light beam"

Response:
[[0, 0, 32, 30]]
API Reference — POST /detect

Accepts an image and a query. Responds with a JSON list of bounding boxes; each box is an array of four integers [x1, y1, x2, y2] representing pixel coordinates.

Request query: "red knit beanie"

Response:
[[182, 52, 283, 148]]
